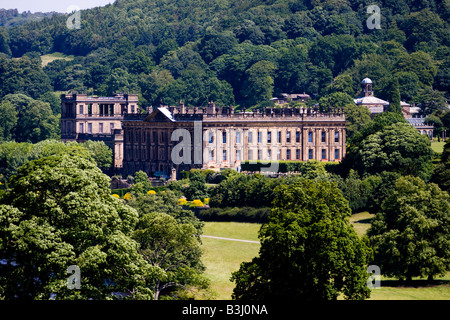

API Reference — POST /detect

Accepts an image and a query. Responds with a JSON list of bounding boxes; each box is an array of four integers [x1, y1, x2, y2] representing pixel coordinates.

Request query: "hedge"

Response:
[[196, 206, 270, 223], [240, 160, 339, 174]]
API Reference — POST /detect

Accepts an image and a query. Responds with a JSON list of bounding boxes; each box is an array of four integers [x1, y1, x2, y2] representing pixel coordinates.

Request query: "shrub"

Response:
[[147, 190, 156, 195], [191, 199, 204, 207]]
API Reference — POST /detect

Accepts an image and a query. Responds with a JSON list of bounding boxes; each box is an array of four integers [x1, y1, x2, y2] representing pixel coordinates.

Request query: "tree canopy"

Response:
[[231, 180, 372, 300]]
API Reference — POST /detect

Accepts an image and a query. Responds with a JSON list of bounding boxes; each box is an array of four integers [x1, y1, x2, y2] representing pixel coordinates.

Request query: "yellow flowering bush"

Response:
[[147, 190, 156, 195], [111, 194, 120, 198], [177, 198, 188, 205], [204, 198, 210, 205], [123, 193, 132, 200], [191, 199, 204, 207]]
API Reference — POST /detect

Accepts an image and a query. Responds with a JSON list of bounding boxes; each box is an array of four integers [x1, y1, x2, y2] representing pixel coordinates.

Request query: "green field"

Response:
[[199, 214, 450, 300], [431, 141, 445, 154], [40, 52, 75, 67]]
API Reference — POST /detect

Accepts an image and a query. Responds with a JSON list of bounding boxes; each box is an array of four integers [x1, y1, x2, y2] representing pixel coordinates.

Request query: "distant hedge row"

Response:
[[240, 160, 340, 174], [196, 206, 270, 223]]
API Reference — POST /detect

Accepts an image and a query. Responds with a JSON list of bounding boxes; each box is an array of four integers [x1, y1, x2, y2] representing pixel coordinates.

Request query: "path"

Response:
[[200, 235, 260, 244]]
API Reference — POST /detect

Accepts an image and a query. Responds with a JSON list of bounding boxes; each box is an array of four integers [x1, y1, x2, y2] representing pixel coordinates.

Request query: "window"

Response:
[[335, 149, 340, 160], [257, 131, 262, 143], [267, 131, 272, 143], [296, 131, 300, 143], [258, 150, 262, 160], [209, 149, 214, 161], [308, 149, 313, 160], [236, 131, 241, 144], [223, 150, 227, 161], [286, 149, 291, 160], [110, 123, 114, 132], [209, 132, 214, 144], [277, 131, 281, 143], [99, 123, 103, 134], [248, 149, 253, 161], [87, 123, 92, 134], [267, 148, 272, 159], [131, 105, 135, 113], [308, 131, 313, 143], [277, 150, 281, 160], [335, 131, 339, 143], [248, 132, 253, 143], [296, 149, 300, 160], [109, 105, 114, 116], [322, 149, 326, 160], [79, 123, 84, 133], [236, 150, 241, 161], [286, 131, 291, 143], [79, 105, 84, 114], [321, 131, 326, 143], [88, 104, 92, 116], [222, 131, 227, 144]]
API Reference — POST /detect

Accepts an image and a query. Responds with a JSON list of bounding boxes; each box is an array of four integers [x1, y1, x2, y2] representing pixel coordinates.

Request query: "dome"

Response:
[[362, 78, 372, 84]]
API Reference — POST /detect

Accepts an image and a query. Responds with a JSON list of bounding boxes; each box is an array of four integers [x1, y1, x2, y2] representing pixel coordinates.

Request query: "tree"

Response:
[[15, 100, 60, 143], [0, 153, 160, 299], [357, 122, 434, 180], [231, 180, 372, 300], [183, 171, 209, 201], [386, 77, 401, 113], [0, 100, 18, 141], [343, 104, 371, 142], [82, 140, 113, 170], [131, 170, 152, 195], [369, 176, 450, 281], [415, 86, 448, 116], [241, 60, 276, 108], [132, 211, 208, 299]]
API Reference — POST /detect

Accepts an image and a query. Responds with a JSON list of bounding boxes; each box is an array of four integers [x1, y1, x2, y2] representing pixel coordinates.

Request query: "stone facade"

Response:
[[122, 102, 346, 178], [60, 93, 140, 169]]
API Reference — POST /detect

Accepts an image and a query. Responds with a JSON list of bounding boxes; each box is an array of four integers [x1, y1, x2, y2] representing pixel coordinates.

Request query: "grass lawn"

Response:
[[41, 52, 75, 67], [431, 141, 445, 154], [199, 222, 261, 300]]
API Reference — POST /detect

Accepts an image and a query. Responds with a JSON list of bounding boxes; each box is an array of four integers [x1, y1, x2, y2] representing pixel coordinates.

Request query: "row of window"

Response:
[[77, 104, 136, 116], [209, 130, 341, 144], [209, 148, 341, 161], [79, 122, 115, 134]]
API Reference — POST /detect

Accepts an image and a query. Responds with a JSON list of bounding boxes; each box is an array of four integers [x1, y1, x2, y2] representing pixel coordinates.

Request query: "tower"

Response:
[[362, 78, 373, 97]]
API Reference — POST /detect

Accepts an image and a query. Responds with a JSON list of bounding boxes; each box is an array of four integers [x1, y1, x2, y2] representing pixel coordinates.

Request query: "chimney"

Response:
[[207, 101, 216, 115]]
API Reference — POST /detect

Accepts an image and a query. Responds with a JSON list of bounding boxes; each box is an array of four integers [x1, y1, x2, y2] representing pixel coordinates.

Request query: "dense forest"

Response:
[[0, 0, 449, 112]]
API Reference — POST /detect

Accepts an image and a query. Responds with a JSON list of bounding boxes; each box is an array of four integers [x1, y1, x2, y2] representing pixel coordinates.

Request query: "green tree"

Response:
[[0, 100, 18, 141], [132, 211, 208, 299], [368, 176, 450, 281], [386, 77, 401, 113], [231, 180, 372, 300], [343, 104, 372, 142], [0, 153, 161, 299], [183, 171, 209, 201], [131, 170, 152, 195], [82, 140, 113, 170], [241, 60, 276, 108], [15, 100, 60, 143], [357, 122, 434, 180]]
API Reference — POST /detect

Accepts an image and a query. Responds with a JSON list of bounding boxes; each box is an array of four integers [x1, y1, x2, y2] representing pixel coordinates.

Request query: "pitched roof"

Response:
[[354, 96, 389, 105]]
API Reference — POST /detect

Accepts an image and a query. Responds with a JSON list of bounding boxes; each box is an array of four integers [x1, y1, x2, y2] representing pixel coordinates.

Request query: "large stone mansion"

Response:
[[121, 102, 346, 179], [60, 77, 431, 179]]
